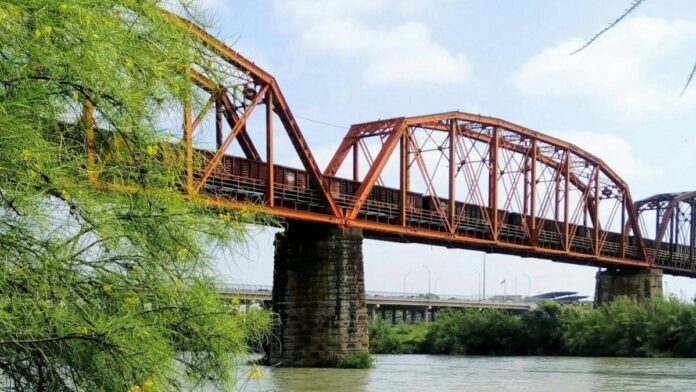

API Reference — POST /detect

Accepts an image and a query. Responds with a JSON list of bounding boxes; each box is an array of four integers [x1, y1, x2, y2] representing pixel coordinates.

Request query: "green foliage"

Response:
[[0, 0, 271, 391], [560, 297, 696, 357], [424, 308, 524, 355], [368, 318, 428, 354], [337, 352, 374, 369], [372, 298, 696, 358], [520, 301, 564, 355]]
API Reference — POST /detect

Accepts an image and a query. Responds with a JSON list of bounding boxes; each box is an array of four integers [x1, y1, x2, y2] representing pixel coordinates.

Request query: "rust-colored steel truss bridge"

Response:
[[88, 14, 696, 277]]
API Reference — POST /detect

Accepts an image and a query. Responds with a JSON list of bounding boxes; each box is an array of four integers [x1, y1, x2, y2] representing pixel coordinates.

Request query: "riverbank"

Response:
[[369, 297, 696, 357]]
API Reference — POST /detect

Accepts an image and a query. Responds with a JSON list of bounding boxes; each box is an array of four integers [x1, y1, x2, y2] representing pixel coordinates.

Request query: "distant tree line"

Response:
[[369, 297, 696, 357]]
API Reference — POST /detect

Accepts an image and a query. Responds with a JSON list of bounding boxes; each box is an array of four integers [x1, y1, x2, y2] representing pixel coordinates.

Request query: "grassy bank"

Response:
[[369, 297, 696, 357]]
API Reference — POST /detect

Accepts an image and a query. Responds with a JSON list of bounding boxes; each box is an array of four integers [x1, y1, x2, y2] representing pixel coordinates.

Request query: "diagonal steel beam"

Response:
[[193, 85, 269, 193], [347, 120, 406, 221]]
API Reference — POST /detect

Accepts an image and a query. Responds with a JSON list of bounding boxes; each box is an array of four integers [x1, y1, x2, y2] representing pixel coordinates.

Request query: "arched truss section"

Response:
[[326, 112, 648, 266], [165, 12, 342, 220], [636, 192, 696, 272]]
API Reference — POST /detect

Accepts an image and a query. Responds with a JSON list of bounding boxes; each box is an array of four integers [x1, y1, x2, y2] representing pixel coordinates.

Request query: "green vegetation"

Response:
[[338, 352, 374, 369], [0, 1, 271, 391], [369, 318, 428, 354], [370, 298, 696, 358]]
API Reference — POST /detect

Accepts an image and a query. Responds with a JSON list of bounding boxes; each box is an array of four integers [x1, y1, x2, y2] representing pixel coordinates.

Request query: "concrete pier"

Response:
[[269, 223, 368, 367], [595, 268, 663, 304]]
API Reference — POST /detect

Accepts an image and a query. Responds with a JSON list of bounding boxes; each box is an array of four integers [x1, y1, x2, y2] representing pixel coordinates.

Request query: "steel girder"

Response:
[[636, 191, 696, 270], [326, 112, 648, 265]]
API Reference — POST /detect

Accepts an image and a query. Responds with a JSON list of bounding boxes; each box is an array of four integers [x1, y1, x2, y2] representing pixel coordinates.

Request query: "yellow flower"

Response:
[[124, 296, 140, 305], [20, 149, 31, 160], [34, 29, 41, 38], [59, 4, 68, 12], [142, 378, 155, 391], [92, 33, 99, 40], [127, 386, 142, 392], [152, 64, 164, 77], [176, 248, 187, 258], [125, 58, 134, 68], [103, 284, 112, 293], [246, 365, 263, 380], [164, 133, 172, 141], [43, 25, 52, 36], [230, 297, 240, 307], [71, 91, 79, 101], [146, 145, 157, 157]]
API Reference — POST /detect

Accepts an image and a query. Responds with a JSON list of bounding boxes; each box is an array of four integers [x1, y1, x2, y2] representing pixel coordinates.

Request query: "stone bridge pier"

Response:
[[594, 267, 663, 304], [268, 222, 369, 367]]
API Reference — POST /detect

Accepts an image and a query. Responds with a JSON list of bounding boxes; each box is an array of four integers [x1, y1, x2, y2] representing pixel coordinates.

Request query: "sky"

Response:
[[192, 0, 696, 300]]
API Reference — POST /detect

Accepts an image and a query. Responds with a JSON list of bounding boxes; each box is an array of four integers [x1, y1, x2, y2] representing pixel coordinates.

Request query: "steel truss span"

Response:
[[84, 12, 696, 277]]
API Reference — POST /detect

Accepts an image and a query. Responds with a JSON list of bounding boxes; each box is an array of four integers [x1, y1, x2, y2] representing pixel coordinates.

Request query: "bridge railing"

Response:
[[217, 283, 529, 304]]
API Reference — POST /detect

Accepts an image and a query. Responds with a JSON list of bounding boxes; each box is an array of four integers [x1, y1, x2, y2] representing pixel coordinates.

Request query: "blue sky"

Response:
[[197, 1, 696, 299]]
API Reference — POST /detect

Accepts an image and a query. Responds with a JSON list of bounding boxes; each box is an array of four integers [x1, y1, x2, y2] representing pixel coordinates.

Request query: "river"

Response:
[[227, 354, 696, 391]]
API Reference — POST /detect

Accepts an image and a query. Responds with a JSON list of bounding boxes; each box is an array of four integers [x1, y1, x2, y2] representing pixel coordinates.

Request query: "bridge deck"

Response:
[[202, 154, 696, 277], [217, 285, 534, 312]]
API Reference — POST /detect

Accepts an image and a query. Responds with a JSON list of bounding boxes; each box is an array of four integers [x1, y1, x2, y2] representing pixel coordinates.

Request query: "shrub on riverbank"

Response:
[[368, 319, 428, 354], [338, 352, 374, 369], [561, 297, 696, 357], [369, 298, 696, 358]]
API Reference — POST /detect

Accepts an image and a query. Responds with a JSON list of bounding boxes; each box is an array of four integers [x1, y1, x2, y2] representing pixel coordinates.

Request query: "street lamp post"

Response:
[[423, 265, 431, 298], [520, 273, 531, 298], [403, 272, 412, 294], [503, 278, 507, 302]]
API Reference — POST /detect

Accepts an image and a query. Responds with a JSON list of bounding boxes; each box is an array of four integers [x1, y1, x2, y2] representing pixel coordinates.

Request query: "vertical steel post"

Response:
[[215, 99, 223, 149], [690, 199, 695, 265], [670, 209, 675, 264], [489, 128, 498, 240], [675, 206, 680, 259], [554, 169, 560, 224], [266, 90, 274, 207], [593, 167, 600, 255], [399, 128, 409, 226], [530, 139, 537, 245], [563, 151, 570, 251], [449, 120, 456, 231], [523, 151, 530, 217], [620, 194, 626, 259], [353, 143, 359, 181]]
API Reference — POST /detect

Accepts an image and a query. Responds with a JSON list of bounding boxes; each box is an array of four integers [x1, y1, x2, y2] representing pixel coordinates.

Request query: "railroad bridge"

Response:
[[86, 14, 696, 366]]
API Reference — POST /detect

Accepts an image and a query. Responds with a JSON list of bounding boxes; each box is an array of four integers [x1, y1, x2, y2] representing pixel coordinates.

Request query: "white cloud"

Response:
[[275, 0, 469, 85], [515, 15, 696, 118], [554, 130, 659, 183]]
